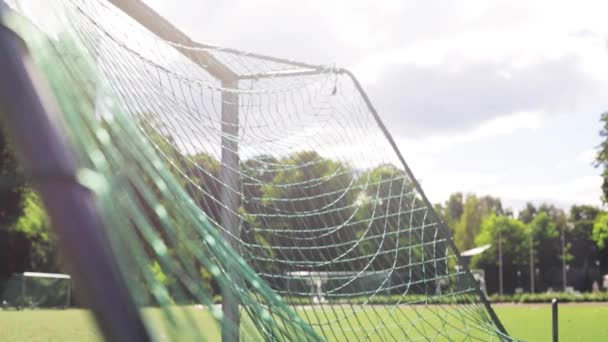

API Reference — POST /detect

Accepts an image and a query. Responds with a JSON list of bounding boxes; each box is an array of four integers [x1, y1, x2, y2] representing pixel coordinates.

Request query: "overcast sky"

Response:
[[143, 0, 608, 211]]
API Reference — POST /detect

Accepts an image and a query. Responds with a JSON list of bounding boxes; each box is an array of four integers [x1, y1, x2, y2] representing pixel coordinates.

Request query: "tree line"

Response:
[[2, 112, 608, 297], [1, 121, 440, 296], [435, 193, 608, 293]]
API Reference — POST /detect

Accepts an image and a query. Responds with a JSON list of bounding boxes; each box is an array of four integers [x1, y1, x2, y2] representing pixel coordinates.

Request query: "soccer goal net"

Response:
[[1, 0, 510, 340], [0, 272, 71, 309]]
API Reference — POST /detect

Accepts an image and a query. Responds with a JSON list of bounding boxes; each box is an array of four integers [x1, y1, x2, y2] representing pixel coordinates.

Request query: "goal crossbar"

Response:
[[23, 272, 71, 279]]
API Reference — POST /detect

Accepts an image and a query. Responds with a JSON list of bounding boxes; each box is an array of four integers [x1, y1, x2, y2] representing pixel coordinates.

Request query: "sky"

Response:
[[143, 0, 608, 212]]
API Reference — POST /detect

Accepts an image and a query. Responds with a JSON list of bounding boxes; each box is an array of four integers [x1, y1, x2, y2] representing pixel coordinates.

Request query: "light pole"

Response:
[[565, 264, 570, 292], [561, 226, 567, 291], [516, 270, 522, 293], [498, 230, 503, 296], [529, 230, 535, 293]]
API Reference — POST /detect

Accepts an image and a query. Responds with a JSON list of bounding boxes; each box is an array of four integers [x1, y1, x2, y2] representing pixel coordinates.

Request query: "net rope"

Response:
[[6, 0, 511, 340]]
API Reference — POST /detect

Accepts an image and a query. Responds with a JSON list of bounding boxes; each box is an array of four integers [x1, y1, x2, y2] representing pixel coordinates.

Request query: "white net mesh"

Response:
[[4, 0, 510, 340]]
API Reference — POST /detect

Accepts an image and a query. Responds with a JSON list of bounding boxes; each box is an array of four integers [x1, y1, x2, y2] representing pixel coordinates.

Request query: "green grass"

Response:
[[495, 304, 608, 342], [0, 309, 101, 342], [0, 304, 607, 341]]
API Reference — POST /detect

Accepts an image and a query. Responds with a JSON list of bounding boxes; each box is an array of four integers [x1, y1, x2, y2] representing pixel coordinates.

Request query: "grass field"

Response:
[[0, 304, 607, 341]]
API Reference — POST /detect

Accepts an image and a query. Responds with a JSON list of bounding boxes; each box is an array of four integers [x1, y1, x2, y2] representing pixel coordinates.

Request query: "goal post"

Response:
[[2, 272, 72, 309], [20, 272, 71, 309]]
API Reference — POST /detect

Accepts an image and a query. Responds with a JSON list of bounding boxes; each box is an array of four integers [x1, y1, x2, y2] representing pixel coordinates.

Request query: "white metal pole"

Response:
[[21, 274, 26, 308], [66, 278, 71, 309], [561, 227, 567, 291], [498, 231, 503, 296], [219, 79, 241, 342], [529, 232, 535, 293]]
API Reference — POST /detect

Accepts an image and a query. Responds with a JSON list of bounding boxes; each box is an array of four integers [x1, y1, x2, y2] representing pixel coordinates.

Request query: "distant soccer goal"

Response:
[[285, 270, 394, 304], [21, 272, 71, 309], [0, 0, 511, 340], [1, 272, 71, 309]]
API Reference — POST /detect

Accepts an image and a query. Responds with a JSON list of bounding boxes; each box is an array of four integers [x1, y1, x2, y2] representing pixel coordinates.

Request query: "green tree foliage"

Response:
[[240, 155, 281, 275], [446, 193, 464, 217], [0, 131, 23, 228], [568, 205, 601, 274], [436, 193, 502, 251], [570, 205, 600, 239], [472, 214, 528, 291], [595, 112, 608, 203], [518, 203, 568, 230], [354, 164, 420, 270], [454, 195, 482, 251], [442, 192, 464, 231], [474, 214, 528, 266], [538, 204, 568, 229], [130, 117, 222, 295], [137, 115, 223, 225], [528, 212, 561, 288], [479, 196, 504, 217], [593, 212, 608, 250], [10, 190, 58, 271], [518, 202, 537, 224], [242, 154, 278, 213], [0, 130, 27, 278], [182, 152, 222, 222], [453, 195, 502, 251], [516, 203, 568, 255], [256, 151, 358, 272]]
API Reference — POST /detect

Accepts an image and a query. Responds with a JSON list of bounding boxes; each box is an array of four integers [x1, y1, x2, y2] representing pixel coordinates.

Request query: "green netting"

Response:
[[4, 0, 512, 340]]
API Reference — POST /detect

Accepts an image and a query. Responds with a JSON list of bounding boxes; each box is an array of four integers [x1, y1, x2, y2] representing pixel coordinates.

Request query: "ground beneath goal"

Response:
[[1, 304, 607, 341]]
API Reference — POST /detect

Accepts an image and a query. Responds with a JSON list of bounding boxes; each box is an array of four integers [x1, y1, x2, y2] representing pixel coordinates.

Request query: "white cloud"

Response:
[[492, 175, 603, 208], [444, 111, 543, 144], [422, 172, 603, 211], [421, 170, 507, 205], [143, 0, 608, 139], [577, 148, 597, 165], [399, 111, 544, 154]]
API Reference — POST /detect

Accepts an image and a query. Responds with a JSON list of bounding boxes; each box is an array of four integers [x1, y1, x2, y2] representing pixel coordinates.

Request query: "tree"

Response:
[[570, 205, 600, 239], [9, 190, 58, 272], [446, 193, 464, 222], [257, 151, 359, 272], [355, 164, 420, 270], [595, 112, 608, 203], [519, 202, 568, 234], [0, 130, 23, 229], [479, 195, 504, 217], [593, 212, 608, 250], [518, 202, 537, 224], [454, 195, 482, 251], [182, 152, 222, 223], [528, 212, 561, 291], [354, 163, 445, 293], [0, 129, 27, 279], [438, 193, 502, 251], [124, 115, 223, 297], [436, 193, 464, 233], [453, 194, 499, 251], [538, 204, 568, 229], [241, 155, 278, 215], [472, 214, 528, 293], [240, 155, 281, 276], [592, 212, 608, 278], [569, 205, 600, 275]]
